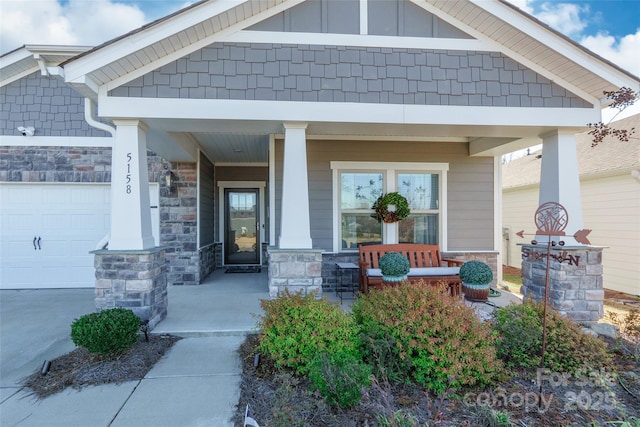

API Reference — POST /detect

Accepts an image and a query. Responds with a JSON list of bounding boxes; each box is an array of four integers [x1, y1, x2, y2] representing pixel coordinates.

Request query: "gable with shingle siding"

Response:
[[109, 43, 592, 108]]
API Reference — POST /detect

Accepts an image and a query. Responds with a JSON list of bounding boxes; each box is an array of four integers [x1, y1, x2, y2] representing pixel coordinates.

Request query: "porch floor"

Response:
[[153, 269, 522, 336]]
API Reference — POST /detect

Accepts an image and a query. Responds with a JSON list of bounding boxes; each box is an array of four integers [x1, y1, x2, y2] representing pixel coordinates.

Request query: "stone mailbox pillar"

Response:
[[521, 244, 604, 323]]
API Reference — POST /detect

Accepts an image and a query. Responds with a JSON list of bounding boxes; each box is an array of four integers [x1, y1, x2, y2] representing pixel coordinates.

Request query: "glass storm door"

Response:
[[224, 189, 259, 265]]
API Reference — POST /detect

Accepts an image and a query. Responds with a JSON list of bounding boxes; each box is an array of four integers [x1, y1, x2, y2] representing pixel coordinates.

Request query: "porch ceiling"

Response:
[[144, 117, 570, 162]]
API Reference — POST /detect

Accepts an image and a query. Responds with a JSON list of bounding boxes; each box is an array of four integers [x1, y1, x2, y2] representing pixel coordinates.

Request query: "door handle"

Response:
[[33, 236, 37, 250], [37, 237, 41, 250]]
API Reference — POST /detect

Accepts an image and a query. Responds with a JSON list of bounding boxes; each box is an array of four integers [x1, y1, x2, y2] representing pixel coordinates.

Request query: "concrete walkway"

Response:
[[1, 269, 269, 427], [0, 269, 521, 427]]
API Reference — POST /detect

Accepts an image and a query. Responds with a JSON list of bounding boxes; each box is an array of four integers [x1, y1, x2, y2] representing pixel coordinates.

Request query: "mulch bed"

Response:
[[233, 334, 640, 426], [22, 334, 180, 399]]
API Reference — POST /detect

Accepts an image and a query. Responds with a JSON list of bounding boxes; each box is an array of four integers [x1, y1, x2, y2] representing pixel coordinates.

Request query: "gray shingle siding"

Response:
[[1, 72, 110, 137], [110, 43, 592, 108]]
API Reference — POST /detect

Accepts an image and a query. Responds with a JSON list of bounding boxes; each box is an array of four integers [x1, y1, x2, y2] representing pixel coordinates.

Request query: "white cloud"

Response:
[[535, 2, 588, 38], [581, 30, 640, 77], [0, 0, 146, 53], [504, 0, 640, 76]]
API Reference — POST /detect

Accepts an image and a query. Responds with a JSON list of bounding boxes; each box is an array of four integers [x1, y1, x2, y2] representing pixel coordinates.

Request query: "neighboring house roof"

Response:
[[502, 114, 640, 189], [55, 0, 638, 103]]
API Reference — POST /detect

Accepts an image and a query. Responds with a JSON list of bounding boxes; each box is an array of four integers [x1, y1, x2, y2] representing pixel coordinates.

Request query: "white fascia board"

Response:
[[469, 0, 639, 90], [103, 0, 306, 92], [0, 48, 32, 68], [226, 31, 494, 51], [100, 96, 601, 128], [67, 75, 102, 99], [63, 0, 247, 83], [414, 0, 602, 105], [0, 136, 112, 147]]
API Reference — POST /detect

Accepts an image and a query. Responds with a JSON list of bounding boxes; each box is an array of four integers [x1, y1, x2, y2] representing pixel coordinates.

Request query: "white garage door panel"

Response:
[[0, 184, 159, 289]]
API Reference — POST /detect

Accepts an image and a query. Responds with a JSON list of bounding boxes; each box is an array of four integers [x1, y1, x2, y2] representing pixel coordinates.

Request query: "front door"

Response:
[[224, 189, 260, 265]]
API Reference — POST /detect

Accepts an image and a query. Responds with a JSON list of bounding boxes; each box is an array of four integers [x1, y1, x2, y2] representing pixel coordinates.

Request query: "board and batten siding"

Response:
[[274, 139, 495, 252], [503, 174, 640, 296]]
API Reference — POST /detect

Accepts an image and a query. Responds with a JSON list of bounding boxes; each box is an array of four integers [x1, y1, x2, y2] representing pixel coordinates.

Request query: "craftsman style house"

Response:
[[2, 0, 638, 326]]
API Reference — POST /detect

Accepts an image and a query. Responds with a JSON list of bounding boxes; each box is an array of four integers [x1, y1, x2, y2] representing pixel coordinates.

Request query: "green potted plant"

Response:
[[379, 252, 410, 285], [459, 260, 494, 302]]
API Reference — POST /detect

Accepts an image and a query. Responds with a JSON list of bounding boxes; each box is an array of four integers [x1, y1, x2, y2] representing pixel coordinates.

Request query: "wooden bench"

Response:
[[358, 243, 463, 297]]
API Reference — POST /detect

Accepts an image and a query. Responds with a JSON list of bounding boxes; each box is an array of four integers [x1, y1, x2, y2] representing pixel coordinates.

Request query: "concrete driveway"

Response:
[[0, 288, 96, 389]]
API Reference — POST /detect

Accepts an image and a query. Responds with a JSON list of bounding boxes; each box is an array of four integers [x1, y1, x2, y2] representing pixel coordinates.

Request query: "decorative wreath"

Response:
[[372, 192, 410, 223]]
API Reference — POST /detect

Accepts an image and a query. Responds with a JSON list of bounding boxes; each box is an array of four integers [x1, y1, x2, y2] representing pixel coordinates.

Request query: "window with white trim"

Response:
[[331, 162, 448, 252]]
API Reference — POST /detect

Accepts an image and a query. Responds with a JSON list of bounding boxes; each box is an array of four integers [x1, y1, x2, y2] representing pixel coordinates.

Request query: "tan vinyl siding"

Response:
[[199, 153, 215, 247], [502, 186, 539, 267], [275, 139, 495, 252], [581, 174, 640, 295], [503, 174, 640, 295]]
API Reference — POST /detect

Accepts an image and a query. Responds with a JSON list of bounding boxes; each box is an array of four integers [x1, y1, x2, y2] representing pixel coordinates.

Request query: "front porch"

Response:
[[152, 265, 522, 336]]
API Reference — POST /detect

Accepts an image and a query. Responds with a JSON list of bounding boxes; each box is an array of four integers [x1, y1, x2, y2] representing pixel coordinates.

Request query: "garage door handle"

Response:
[[37, 237, 41, 250], [33, 236, 37, 250]]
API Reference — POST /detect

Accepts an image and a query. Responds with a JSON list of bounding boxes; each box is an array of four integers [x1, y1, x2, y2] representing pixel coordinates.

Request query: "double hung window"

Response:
[[331, 162, 448, 252]]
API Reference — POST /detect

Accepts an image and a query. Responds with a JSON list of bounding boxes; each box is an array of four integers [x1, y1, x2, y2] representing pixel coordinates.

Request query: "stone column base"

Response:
[[521, 245, 604, 323], [267, 247, 323, 298], [93, 247, 167, 329]]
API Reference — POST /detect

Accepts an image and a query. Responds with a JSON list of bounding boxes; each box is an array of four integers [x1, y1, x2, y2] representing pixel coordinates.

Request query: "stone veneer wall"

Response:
[[159, 161, 201, 285], [445, 251, 499, 287], [267, 248, 323, 298], [521, 245, 604, 323], [321, 252, 359, 291], [199, 243, 217, 281], [0, 146, 203, 286], [94, 248, 167, 329]]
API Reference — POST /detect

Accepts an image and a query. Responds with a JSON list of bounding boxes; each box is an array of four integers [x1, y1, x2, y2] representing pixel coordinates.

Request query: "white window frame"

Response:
[[331, 161, 449, 252]]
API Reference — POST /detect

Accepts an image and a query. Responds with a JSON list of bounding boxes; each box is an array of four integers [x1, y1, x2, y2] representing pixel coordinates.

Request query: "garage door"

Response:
[[0, 183, 159, 289]]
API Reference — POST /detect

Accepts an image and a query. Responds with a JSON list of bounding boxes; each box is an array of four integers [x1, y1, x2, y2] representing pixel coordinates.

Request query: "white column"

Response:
[[538, 130, 585, 246], [279, 122, 312, 249], [109, 120, 155, 250]]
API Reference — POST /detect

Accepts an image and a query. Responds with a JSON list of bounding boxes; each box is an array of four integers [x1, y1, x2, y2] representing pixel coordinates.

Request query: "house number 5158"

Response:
[[126, 153, 132, 194]]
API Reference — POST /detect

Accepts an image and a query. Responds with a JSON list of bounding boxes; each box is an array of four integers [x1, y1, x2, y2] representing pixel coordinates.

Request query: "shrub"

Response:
[[379, 252, 410, 277], [459, 261, 493, 285], [492, 301, 612, 372], [257, 290, 361, 374], [70, 308, 141, 355], [308, 351, 372, 408], [607, 308, 640, 363], [352, 282, 502, 393]]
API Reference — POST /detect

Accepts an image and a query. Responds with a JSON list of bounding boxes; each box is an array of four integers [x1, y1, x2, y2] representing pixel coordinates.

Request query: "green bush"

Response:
[[308, 351, 372, 408], [257, 290, 361, 374], [492, 301, 612, 372], [70, 308, 141, 355], [352, 283, 502, 393]]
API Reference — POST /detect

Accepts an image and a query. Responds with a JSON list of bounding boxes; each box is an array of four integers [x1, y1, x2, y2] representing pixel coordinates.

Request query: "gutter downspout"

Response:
[[84, 98, 115, 137], [85, 98, 115, 249]]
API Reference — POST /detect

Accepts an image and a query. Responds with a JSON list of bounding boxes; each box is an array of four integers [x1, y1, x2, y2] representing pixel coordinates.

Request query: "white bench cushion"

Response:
[[366, 267, 459, 277], [408, 267, 460, 276]]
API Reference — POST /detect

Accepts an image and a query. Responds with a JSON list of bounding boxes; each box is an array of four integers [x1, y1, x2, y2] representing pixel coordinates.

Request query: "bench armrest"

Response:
[[441, 258, 464, 267]]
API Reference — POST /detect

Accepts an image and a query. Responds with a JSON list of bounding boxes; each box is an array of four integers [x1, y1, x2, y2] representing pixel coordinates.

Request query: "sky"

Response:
[[1, 0, 638, 78]]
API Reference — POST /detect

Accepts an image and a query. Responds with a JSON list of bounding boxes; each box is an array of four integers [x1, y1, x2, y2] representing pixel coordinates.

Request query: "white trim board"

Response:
[[99, 97, 601, 129], [0, 136, 113, 147]]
